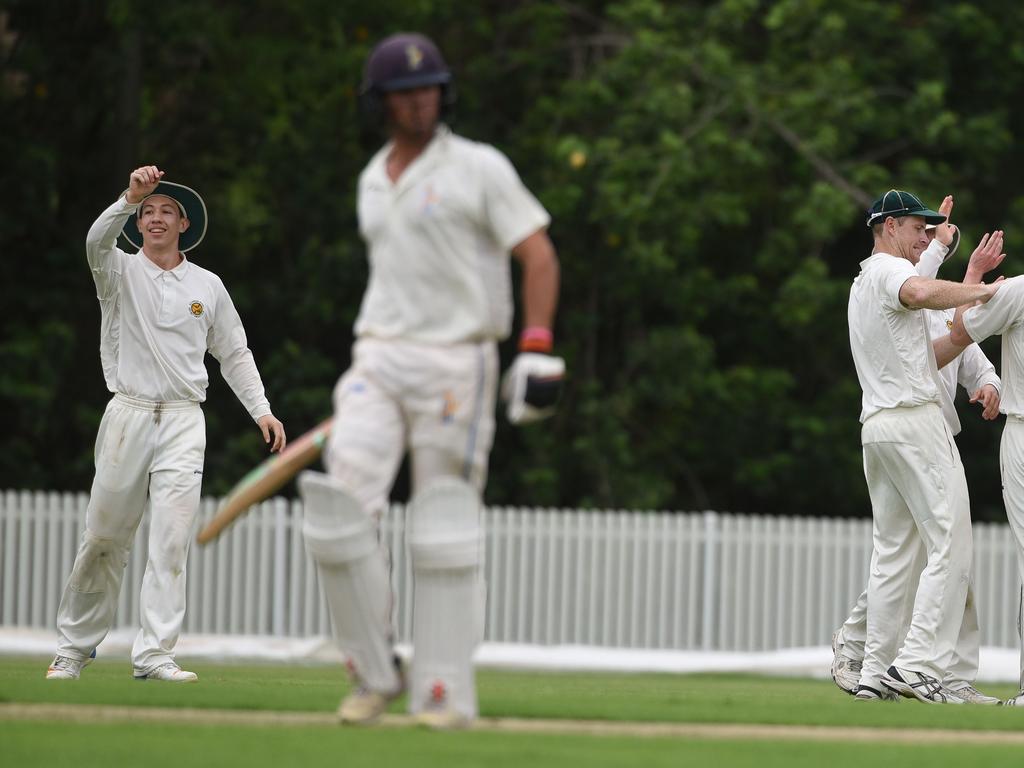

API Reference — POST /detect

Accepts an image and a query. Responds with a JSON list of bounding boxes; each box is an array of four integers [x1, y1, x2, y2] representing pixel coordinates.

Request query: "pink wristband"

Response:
[[519, 326, 553, 353]]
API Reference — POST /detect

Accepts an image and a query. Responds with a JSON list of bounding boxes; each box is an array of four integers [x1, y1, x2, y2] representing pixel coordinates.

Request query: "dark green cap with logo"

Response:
[[865, 189, 946, 228]]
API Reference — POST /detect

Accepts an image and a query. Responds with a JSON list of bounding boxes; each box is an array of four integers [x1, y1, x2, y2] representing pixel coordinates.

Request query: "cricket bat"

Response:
[[196, 417, 333, 545]]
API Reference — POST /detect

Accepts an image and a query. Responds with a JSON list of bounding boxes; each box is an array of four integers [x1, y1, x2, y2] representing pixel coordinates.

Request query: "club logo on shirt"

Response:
[[421, 184, 441, 216], [441, 390, 458, 423], [946, 319, 954, 330], [189, 300, 205, 317], [405, 44, 424, 71]]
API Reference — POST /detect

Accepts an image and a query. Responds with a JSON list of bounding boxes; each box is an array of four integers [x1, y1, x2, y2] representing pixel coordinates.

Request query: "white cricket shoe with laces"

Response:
[[831, 631, 862, 695], [881, 665, 965, 704], [948, 683, 1001, 705], [134, 663, 198, 682], [46, 649, 96, 680]]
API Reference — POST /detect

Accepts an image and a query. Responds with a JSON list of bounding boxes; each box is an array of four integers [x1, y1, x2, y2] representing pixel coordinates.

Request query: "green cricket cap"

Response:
[[865, 189, 946, 228]]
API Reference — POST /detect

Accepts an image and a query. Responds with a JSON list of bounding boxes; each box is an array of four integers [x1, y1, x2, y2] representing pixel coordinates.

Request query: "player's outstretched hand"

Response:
[[970, 384, 1001, 420], [933, 195, 957, 247], [126, 166, 164, 204], [258, 414, 287, 453], [967, 230, 1006, 280]]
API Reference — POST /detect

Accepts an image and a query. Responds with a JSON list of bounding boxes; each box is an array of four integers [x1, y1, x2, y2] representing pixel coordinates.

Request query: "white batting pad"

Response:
[[298, 471, 400, 694], [407, 477, 485, 718]]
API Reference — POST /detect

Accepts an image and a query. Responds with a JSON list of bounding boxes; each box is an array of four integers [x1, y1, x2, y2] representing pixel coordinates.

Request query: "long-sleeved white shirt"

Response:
[[916, 239, 1001, 435], [86, 195, 271, 420]]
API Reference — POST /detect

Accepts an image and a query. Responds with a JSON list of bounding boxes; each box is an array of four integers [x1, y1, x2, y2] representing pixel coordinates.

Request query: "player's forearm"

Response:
[[933, 334, 966, 370], [515, 234, 560, 329], [87, 196, 135, 264], [900, 277, 993, 311], [915, 239, 948, 280], [220, 351, 272, 421]]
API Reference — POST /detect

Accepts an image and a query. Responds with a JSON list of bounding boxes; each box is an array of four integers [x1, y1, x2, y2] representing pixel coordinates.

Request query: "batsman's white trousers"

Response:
[[1000, 418, 1024, 689], [838, 554, 982, 685], [859, 403, 973, 689], [324, 338, 498, 515], [55, 393, 205, 674], [319, 337, 497, 695]]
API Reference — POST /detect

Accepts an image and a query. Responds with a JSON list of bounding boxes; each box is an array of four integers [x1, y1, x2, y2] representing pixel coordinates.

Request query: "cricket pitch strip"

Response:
[[3, 702, 1024, 744]]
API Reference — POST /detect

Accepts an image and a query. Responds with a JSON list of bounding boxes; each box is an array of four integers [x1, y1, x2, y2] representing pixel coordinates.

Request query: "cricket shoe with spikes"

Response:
[[338, 654, 405, 724], [881, 666, 965, 704], [45, 649, 96, 680], [831, 630, 862, 695], [134, 663, 198, 682]]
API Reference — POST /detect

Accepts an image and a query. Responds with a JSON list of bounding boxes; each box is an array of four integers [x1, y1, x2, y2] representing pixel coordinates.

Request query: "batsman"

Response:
[[299, 32, 563, 728]]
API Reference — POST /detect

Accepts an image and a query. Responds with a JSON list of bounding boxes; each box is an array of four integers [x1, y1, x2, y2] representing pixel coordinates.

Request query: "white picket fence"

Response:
[[1, 489, 1020, 650]]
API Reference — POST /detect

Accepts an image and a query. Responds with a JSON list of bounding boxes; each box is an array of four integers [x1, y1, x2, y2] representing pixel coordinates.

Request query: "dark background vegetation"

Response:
[[3, 0, 1023, 520]]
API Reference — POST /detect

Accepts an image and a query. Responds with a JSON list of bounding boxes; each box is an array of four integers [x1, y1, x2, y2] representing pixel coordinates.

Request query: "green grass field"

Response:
[[3, 656, 1024, 767]]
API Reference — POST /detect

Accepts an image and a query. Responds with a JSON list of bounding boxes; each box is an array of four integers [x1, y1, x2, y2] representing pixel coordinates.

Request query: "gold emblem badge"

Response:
[[405, 44, 424, 70], [946, 319, 954, 330], [189, 301, 204, 317]]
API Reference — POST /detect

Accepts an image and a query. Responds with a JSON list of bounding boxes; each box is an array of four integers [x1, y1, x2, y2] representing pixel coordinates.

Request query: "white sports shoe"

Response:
[[831, 631, 862, 695], [1003, 689, 1024, 706], [854, 684, 898, 702], [881, 665, 965, 704], [414, 681, 472, 730], [46, 649, 96, 680], [338, 655, 405, 724], [134, 663, 198, 683], [948, 683, 1001, 706]]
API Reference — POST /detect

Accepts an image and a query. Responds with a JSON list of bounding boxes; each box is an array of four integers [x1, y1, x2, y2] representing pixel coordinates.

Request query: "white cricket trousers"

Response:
[[838, 553, 982, 685], [859, 403, 973, 688], [1000, 418, 1024, 689], [55, 393, 205, 674], [319, 337, 497, 694]]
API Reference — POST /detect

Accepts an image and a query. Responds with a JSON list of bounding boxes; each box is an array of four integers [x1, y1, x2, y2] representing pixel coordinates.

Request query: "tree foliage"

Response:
[[3, 0, 1023, 520]]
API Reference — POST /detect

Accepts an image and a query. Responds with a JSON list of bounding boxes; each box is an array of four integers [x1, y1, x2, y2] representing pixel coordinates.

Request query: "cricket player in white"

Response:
[[949, 238, 1024, 705], [834, 205, 1005, 704], [848, 189, 999, 704], [299, 33, 563, 729], [47, 166, 286, 682]]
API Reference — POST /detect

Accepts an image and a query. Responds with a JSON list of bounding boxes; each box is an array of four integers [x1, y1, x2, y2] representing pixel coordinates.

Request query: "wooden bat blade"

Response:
[[196, 417, 333, 545]]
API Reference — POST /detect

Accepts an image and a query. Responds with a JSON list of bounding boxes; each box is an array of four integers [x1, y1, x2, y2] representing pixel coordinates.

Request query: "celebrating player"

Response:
[[46, 166, 286, 683], [947, 233, 1024, 706], [833, 201, 1004, 704], [298, 33, 563, 728], [847, 190, 999, 703]]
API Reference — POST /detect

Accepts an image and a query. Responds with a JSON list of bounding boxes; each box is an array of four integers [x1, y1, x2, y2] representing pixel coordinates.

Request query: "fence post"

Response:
[[272, 497, 287, 636], [701, 509, 719, 651]]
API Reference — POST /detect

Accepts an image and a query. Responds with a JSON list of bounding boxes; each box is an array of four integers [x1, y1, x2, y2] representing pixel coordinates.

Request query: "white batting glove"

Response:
[[501, 353, 565, 425]]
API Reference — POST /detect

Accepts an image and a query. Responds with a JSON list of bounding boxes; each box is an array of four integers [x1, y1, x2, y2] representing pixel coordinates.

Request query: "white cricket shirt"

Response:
[[848, 252, 942, 423], [354, 125, 551, 344], [964, 276, 1024, 418], [86, 196, 272, 420], [916, 239, 1000, 435]]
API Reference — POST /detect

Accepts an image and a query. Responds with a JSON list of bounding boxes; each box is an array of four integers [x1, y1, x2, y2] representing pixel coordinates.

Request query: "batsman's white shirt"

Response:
[[86, 196, 271, 419], [354, 125, 551, 344], [848, 253, 942, 423]]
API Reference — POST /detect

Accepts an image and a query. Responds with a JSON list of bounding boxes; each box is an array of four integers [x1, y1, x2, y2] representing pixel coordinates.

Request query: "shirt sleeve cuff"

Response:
[[249, 403, 272, 421]]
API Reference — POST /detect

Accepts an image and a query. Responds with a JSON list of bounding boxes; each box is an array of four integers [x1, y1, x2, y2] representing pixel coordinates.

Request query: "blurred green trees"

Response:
[[3, 0, 1023, 519]]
